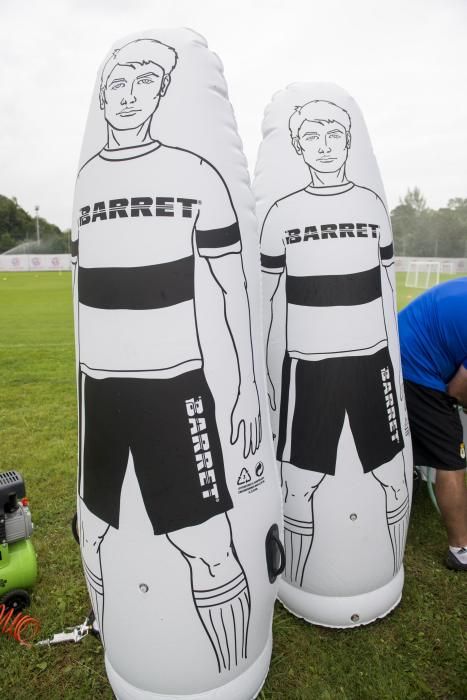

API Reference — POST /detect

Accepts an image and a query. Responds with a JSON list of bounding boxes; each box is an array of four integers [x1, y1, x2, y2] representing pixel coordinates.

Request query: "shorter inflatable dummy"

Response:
[[72, 29, 284, 699], [254, 83, 413, 627]]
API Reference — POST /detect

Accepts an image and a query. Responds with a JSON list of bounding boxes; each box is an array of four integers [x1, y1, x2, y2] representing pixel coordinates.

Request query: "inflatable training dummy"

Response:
[[72, 29, 284, 699], [254, 84, 413, 627]]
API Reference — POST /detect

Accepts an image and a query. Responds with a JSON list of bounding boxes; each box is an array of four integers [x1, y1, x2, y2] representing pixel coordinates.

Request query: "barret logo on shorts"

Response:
[[186, 396, 219, 502], [381, 367, 400, 443], [79, 196, 199, 226], [284, 222, 380, 245], [460, 443, 466, 460]]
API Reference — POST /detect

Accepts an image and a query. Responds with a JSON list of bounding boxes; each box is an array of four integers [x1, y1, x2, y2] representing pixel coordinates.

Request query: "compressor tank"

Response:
[[254, 83, 413, 628], [72, 28, 283, 699]]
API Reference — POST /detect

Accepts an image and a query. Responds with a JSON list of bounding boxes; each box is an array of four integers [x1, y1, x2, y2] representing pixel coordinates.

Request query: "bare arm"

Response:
[[207, 254, 260, 457], [448, 364, 467, 407]]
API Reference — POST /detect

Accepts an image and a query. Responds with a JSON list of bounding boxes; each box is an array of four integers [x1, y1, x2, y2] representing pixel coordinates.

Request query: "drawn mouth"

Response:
[[118, 110, 141, 116], [318, 157, 336, 162]]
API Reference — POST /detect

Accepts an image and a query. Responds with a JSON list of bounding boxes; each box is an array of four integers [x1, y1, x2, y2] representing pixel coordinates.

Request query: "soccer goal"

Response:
[[405, 260, 440, 289], [440, 261, 456, 275]]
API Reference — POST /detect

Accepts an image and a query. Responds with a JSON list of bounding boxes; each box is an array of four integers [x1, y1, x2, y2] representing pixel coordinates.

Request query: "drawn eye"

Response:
[[305, 135, 318, 141], [329, 132, 342, 139], [138, 78, 154, 85], [111, 83, 125, 90]]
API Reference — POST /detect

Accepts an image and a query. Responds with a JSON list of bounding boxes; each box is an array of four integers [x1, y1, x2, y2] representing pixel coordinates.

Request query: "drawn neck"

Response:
[[106, 118, 155, 150], [308, 164, 349, 188]]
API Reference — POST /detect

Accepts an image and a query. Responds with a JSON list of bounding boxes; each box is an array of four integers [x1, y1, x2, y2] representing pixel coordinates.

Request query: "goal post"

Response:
[[440, 261, 455, 275], [405, 260, 440, 289]]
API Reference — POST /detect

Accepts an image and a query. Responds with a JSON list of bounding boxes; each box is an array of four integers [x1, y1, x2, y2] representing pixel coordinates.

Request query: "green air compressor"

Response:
[[0, 470, 38, 611]]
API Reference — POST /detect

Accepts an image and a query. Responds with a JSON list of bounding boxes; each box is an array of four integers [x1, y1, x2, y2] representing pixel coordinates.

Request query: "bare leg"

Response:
[[281, 462, 325, 587], [372, 453, 410, 574], [78, 498, 109, 644], [434, 469, 467, 547], [167, 513, 250, 673]]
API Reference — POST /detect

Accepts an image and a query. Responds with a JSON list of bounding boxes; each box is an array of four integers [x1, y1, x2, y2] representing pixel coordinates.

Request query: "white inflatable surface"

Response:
[[254, 83, 413, 627], [72, 29, 283, 699]]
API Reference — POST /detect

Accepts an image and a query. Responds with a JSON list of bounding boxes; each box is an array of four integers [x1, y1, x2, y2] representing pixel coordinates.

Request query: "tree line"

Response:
[[0, 190, 466, 258], [0, 195, 70, 254], [391, 189, 467, 258]]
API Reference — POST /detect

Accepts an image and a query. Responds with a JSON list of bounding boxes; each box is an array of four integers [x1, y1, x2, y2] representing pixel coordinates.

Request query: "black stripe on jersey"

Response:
[[286, 265, 382, 307], [380, 243, 394, 260], [196, 222, 240, 249], [78, 256, 194, 310], [71, 240, 79, 257], [261, 253, 286, 269]]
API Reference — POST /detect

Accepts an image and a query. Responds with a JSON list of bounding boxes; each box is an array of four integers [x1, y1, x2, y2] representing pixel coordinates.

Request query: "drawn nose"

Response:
[[121, 91, 136, 106]]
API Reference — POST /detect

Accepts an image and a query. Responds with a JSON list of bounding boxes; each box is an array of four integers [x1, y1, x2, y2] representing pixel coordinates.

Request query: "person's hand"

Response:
[[230, 381, 262, 458]]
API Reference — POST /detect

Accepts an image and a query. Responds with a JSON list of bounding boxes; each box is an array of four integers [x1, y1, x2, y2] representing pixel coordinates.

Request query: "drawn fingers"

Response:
[[230, 412, 242, 446]]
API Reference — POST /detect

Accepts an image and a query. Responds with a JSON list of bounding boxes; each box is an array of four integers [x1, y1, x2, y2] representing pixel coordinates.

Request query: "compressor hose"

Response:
[[0, 603, 40, 646]]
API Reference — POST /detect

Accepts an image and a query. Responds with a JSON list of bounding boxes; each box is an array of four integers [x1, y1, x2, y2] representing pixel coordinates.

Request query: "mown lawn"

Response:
[[0, 271, 465, 700]]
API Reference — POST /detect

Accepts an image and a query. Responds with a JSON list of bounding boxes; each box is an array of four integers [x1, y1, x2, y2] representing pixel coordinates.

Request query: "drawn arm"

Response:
[[71, 185, 80, 367], [207, 254, 261, 458], [262, 272, 283, 410], [260, 203, 286, 411], [379, 203, 404, 401]]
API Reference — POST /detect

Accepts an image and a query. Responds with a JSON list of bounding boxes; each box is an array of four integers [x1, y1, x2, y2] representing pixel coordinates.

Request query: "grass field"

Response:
[[0, 272, 465, 700]]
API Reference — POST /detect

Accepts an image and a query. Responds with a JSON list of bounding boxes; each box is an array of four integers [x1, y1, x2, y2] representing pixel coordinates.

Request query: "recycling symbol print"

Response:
[[237, 463, 265, 495], [237, 468, 251, 485]]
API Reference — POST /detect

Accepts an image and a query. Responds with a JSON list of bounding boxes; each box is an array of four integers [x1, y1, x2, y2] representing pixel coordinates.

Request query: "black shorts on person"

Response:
[[277, 346, 404, 475], [79, 369, 232, 535], [404, 380, 466, 471]]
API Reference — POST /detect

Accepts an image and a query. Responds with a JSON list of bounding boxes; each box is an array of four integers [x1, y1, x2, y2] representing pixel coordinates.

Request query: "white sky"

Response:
[[0, 0, 466, 230]]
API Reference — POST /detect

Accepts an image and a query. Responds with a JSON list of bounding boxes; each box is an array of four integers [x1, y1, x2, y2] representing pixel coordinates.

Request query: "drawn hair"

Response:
[[99, 38, 178, 105], [289, 100, 351, 141]]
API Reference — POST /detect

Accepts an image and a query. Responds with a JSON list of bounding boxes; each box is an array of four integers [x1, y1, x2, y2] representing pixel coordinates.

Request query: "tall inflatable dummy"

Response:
[[254, 84, 413, 627], [72, 29, 284, 699]]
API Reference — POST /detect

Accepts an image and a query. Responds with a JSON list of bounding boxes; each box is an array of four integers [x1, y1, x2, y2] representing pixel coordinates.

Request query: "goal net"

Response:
[[440, 261, 456, 275], [405, 260, 440, 289]]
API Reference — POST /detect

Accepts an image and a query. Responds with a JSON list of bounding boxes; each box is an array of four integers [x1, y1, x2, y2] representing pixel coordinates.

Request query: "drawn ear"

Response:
[[346, 131, 351, 150], [99, 87, 105, 111], [160, 74, 171, 97], [292, 137, 302, 155]]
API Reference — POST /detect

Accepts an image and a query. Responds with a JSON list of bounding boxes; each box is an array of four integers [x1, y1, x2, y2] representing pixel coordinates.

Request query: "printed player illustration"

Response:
[[257, 88, 412, 626], [72, 32, 283, 699]]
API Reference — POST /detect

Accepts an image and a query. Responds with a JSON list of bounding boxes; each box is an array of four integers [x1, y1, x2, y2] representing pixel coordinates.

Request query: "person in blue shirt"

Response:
[[399, 277, 467, 571]]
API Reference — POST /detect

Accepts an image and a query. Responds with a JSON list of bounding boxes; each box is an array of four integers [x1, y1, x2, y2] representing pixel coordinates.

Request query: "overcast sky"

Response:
[[0, 0, 465, 230]]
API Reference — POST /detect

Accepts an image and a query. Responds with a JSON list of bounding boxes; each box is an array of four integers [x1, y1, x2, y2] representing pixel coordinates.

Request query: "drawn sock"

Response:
[[283, 515, 314, 586], [193, 572, 250, 672], [386, 496, 410, 574], [83, 559, 105, 643]]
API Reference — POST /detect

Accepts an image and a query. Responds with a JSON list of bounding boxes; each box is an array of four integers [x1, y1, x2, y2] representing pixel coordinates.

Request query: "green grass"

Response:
[[0, 272, 465, 700]]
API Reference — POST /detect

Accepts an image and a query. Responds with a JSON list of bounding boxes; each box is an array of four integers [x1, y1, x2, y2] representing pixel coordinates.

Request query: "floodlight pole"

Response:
[[35, 205, 40, 243]]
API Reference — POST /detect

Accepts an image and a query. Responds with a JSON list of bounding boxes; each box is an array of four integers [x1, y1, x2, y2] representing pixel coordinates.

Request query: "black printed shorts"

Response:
[[79, 370, 232, 534], [404, 380, 466, 471], [277, 347, 404, 475]]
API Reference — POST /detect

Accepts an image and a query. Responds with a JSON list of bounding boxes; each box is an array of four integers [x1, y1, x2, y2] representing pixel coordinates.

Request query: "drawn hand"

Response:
[[267, 373, 276, 411], [230, 381, 262, 458]]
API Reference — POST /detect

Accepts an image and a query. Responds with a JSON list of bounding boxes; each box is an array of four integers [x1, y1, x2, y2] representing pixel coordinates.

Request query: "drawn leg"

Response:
[[167, 513, 250, 673], [281, 462, 326, 587], [372, 453, 410, 574], [78, 497, 110, 644]]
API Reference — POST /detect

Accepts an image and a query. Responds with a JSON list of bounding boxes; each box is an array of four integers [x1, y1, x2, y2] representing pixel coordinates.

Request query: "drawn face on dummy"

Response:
[[98, 39, 178, 134], [293, 120, 350, 174], [101, 62, 170, 130]]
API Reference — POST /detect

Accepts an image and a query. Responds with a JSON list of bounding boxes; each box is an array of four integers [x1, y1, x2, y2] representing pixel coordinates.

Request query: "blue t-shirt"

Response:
[[398, 277, 467, 392]]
